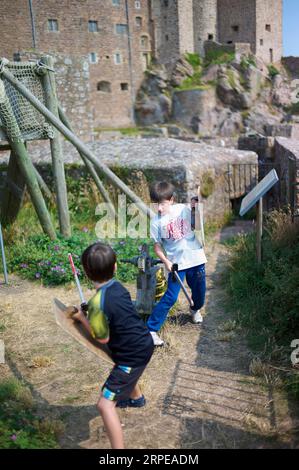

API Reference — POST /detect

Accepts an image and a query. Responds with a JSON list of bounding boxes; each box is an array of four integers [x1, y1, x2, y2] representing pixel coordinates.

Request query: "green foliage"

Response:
[[268, 64, 280, 79], [0, 378, 63, 449], [4, 222, 155, 286], [204, 50, 235, 67], [286, 101, 299, 116], [224, 210, 299, 359], [226, 69, 237, 89], [240, 55, 257, 71], [185, 53, 202, 69]]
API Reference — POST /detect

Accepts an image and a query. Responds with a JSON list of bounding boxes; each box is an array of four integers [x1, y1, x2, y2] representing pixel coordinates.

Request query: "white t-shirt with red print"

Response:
[[150, 203, 207, 270]]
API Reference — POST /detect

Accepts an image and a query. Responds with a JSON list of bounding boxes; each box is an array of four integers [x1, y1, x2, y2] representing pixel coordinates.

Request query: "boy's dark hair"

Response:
[[150, 181, 175, 203], [81, 242, 116, 282]]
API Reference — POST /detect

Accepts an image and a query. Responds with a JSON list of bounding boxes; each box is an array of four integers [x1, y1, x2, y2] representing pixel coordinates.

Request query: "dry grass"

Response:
[[28, 356, 55, 369], [216, 332, 234, 342], [265, 209, 299, 248], [249, 358, 281, 386]]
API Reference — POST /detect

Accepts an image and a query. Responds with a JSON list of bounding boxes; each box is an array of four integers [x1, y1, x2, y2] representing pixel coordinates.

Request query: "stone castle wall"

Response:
[[0, 0, 284, 128]]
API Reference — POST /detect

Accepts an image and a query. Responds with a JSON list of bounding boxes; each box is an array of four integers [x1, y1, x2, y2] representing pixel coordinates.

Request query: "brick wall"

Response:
[[0, 0, 152, 128]]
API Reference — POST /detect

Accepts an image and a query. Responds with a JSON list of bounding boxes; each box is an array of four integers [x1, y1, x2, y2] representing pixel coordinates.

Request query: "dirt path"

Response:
[[0, 221, 298, 449]]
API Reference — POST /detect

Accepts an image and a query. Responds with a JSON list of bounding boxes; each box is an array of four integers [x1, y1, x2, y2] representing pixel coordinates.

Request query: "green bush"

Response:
[[5, 229, 155, 286], [204, 50, 235, 67], [268, 64, 280, 79], [286, 101, 299, 116], [240, 55, 257, 71], [185, 52, 202, 69], [224, 210, 299, 358], [0, 378, 63, 449]]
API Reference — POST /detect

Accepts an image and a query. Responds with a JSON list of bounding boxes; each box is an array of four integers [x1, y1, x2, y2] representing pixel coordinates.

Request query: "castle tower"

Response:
[[193, 0, 218, 56], [255, 0, 283, 64], [217, 0, 283, 64], [150, 0, 194, 69]]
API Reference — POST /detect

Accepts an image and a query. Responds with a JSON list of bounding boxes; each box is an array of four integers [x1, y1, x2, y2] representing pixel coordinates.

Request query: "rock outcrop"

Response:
[[135, 51, 299, 140]]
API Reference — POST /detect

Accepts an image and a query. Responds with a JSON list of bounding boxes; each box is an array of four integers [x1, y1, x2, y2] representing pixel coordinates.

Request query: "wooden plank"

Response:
[[53, 298, 113, 364]]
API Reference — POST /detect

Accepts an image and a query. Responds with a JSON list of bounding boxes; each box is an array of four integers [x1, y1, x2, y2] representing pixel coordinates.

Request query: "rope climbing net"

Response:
[[0, 60, 54, 142]]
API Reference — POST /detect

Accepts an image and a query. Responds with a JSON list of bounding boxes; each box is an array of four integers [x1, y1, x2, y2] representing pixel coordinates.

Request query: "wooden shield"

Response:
[[53, 298, 113, 364]]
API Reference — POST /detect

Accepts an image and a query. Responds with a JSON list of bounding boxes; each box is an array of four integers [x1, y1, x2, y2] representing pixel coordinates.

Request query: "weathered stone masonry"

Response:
[[0, 0, 284, 129]]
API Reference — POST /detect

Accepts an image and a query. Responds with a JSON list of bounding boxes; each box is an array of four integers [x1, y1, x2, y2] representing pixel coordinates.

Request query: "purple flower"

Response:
[[82, 227, 89, 233], [53, 245, 60, 251], [10, 435, 17, 441], [35, 272, 41, 279], [47, 261, 52, 266], [20, 263, 28, 269]]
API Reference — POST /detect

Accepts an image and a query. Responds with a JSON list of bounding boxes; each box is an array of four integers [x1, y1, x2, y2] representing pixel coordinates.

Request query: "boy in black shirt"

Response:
[[73, 242, 154, 449]]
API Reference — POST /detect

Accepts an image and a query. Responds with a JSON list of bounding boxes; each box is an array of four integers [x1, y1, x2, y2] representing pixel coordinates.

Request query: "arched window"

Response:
[[141, 35, 149, 48], [97, 81, 111, 92]]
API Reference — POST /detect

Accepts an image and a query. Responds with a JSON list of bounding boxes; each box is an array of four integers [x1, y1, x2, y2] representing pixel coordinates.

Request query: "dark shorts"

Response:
[[102, 364, 147, 402]]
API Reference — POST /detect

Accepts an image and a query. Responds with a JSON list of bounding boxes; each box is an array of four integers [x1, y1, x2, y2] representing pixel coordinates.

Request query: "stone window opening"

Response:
[[270, 48, 273, 62], [232, 25, 239, 32], [227, 41, 233, 44], [208, 34, 214, 40], [136, 16, 142, 27], [88, 20, 99, 32], [48, 19, 58, 32], [121, 83, 129, 91], [165, 34, 169, 41], [112, 0, 120, 6], [89, 52, 98, 64], [260, 38, 264, 46], [141, 35, 149, 48], [135, 1, 141, 9], [106, 55, 110, 59], [97, 81, 111, 93], [164, 0, 169, 7], [116, 24, 128, 34], [142, 53, 150, 71], [114, 53, 122, 64], [266, 24, 271, 32]]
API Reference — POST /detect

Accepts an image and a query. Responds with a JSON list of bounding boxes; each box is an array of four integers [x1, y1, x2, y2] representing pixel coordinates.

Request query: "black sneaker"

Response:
[[116, 395, 146, 408]]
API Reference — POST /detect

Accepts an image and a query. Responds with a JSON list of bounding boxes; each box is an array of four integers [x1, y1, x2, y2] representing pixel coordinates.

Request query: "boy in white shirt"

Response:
[[148, 181, 207, 346]]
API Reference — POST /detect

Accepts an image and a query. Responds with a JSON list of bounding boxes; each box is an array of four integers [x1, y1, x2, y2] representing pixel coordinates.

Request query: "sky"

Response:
[[284, 0, 299, 56]]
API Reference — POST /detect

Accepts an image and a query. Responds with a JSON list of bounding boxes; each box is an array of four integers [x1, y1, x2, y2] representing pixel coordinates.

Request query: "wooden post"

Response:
[[33, 166, 53, 201], [1, 151, 26, 225], [1, 65, 154, 218], [0, 222, 8, 284], [57, 104, 116, 218], [256, 197, 263, 264], [0, 78, 56, 240], [40, 55, 71, 238]]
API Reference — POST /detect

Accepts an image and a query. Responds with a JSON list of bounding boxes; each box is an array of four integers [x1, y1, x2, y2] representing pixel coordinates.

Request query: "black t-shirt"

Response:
[[88, 279, 154, 367]]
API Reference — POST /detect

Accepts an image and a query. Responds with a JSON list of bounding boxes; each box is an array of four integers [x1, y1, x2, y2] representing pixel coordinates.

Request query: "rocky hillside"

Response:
[[135, 50, 299, 139]]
